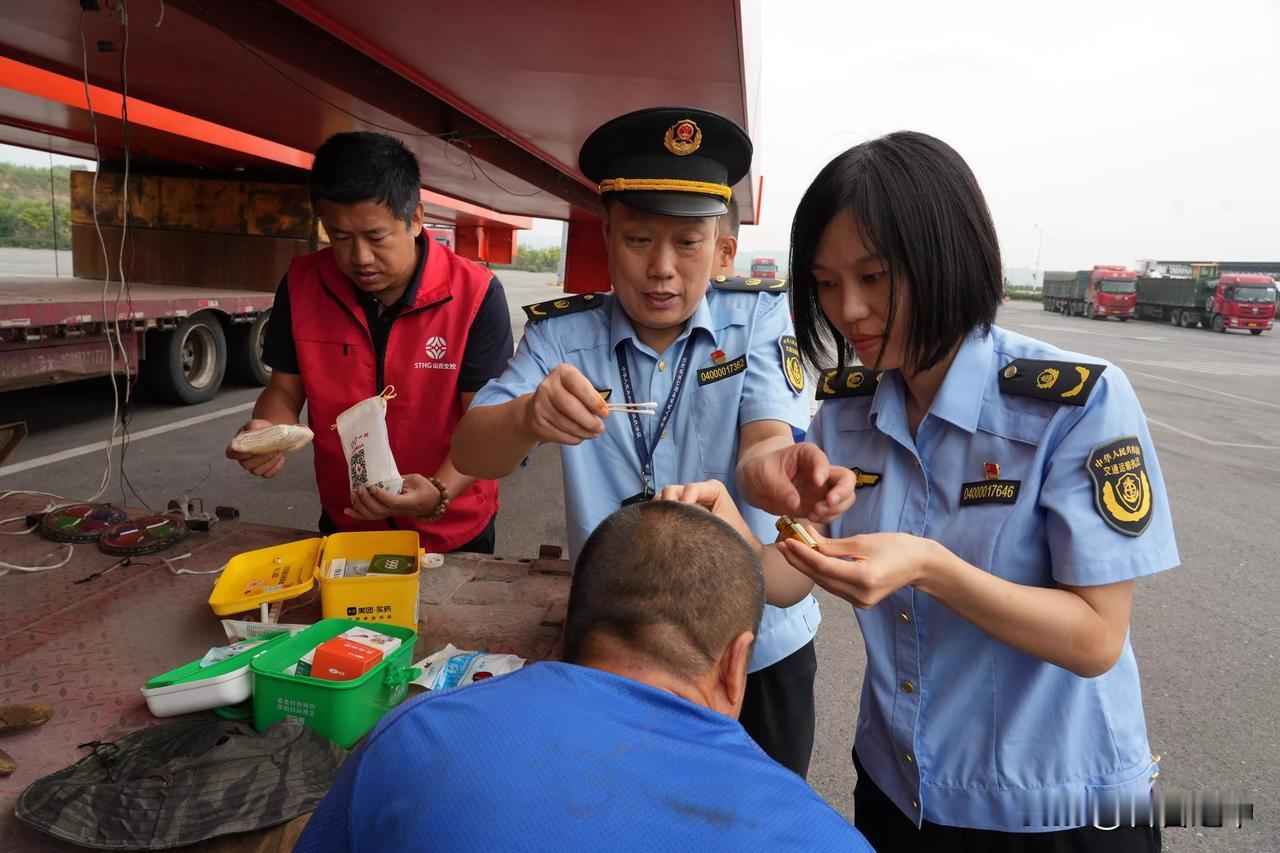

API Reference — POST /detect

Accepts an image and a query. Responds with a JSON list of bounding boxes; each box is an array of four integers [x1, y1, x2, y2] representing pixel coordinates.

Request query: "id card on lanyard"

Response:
[[615, 341, 693, 506]]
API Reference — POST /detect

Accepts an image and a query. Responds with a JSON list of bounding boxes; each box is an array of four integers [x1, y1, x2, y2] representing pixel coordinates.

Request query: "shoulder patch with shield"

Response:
[[1086, 435, 1153, 536], [778, 335, 805, 394]]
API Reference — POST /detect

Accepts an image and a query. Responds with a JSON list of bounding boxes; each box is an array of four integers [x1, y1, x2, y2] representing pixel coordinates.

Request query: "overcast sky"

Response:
[[6, 0, 1275, 274], [740, 0, 1280, 272]]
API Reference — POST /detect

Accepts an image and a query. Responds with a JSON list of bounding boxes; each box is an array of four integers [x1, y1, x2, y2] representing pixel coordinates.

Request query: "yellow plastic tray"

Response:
[[208, 538, 323, 616], [208, 532, 424, 629]]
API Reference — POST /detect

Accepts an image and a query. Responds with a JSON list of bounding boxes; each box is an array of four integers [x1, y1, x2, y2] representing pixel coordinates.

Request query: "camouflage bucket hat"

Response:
[[15, 718, 346, 849]]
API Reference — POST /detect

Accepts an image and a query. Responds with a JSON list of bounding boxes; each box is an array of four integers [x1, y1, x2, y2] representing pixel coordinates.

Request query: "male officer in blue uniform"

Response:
[[452, 107, 820, 776]]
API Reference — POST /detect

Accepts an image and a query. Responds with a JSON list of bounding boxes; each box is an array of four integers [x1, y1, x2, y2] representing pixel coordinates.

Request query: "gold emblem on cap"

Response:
[[664, 119, 703, 156]]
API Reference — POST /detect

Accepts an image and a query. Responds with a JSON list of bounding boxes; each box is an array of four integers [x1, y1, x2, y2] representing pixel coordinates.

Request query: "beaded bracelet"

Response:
[[424, 476, 450, 523]]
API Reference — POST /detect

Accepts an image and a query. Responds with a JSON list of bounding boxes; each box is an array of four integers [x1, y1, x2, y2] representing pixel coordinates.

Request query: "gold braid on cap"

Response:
[[597, 178, 732, 202]]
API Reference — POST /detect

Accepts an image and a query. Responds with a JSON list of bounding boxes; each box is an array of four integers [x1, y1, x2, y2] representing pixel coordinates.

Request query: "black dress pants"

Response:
[[738, 639, 818, 778]]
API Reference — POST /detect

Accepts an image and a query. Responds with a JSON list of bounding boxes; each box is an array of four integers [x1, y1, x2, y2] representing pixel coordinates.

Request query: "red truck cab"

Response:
[[1086, 265, 1138, 320], [1210, 274, 1276, 335], [750, 257, 779, 279]]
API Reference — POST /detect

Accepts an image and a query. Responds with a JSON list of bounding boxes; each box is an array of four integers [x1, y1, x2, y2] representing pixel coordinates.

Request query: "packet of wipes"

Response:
[[334, 388, 403, 495], [198, 637, 273, 668], [412, 643, 525, 692]]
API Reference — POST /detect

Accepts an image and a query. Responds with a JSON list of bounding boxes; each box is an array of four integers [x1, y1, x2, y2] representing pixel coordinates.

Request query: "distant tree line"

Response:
[[494, 244, 561, 273], [0, 197, 71, 248], [0, 162, 74, 249]]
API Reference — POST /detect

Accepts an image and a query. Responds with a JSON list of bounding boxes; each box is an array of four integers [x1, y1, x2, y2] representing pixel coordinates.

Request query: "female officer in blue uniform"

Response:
[[453, 108, 822, 777], [681, 131, 1175, 851]]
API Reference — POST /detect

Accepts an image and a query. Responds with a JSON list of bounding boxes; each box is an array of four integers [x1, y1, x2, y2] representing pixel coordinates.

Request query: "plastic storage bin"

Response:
[[316, 531, 422, 630], [208, 538, 323, 616], [141, 632, 294, 717], [250, 618, 419, 747], [208, 532, 423, 630]]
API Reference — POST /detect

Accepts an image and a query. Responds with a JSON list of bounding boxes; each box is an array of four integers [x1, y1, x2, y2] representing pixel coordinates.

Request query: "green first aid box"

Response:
[[250, 618, 419, 748]]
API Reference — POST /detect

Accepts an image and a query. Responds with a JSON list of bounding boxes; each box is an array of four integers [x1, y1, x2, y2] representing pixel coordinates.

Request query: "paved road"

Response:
[[1, 282, 1275, 849], [0, 247, 73, 278]]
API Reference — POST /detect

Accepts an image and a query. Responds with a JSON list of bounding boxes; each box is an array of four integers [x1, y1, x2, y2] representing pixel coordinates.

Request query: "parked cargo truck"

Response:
[[1042, 270, 1084, 313], [0, 170, 307, 403], [1136, 273, 1276, 334], [1042, 265, 1136, 319], [750, 257, 779, 279]]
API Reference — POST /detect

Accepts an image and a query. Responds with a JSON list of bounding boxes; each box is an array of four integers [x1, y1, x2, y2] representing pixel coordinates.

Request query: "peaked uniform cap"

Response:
[[579, 106, 752, 217]]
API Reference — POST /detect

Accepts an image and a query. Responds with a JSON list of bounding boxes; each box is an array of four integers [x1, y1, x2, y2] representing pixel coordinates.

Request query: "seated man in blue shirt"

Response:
[[296, 501, 870, 852]]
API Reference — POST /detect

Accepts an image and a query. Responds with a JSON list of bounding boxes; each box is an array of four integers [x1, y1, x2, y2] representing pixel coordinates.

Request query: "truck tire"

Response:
[[1212, 314, 1226, 333], [141, 312, 227, 405], [1170, 310, 1182, 326], [226, 309, 272, 386], [1178, 312, 1192, 328]]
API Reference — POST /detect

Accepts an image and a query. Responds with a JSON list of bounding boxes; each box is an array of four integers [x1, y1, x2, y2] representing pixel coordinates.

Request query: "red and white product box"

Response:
[[311, 638, 384, 681]]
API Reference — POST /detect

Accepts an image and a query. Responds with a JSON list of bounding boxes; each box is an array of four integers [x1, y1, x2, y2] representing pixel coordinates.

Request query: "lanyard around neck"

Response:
[[614, 340, 694, 494]]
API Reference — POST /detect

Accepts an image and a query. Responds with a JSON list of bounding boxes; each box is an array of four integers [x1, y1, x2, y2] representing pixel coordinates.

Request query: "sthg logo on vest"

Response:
[[416, 335, 457, 370]]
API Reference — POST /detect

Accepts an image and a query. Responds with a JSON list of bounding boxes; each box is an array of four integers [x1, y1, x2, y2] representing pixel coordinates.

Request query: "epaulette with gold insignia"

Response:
[[712, 275, 789, 294], [998, 358, 1105, 406], [815, 366, 878, 400], [521, 292, 605, 322]]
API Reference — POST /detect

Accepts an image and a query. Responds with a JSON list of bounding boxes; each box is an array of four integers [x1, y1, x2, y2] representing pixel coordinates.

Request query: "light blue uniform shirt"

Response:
[[473, 287, 819, 671], [808, 325, 1178, 832]]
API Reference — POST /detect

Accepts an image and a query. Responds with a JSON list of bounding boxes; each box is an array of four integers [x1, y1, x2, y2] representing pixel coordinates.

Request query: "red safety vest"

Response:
[[287, 241, 499, 551]]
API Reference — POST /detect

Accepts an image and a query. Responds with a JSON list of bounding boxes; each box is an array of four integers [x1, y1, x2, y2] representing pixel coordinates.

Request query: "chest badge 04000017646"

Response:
[[959, 459, 1021, 506]]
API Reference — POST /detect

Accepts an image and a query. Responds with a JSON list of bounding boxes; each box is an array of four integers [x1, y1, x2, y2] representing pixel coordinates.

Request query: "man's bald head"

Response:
[[563, 501, 764, 681]]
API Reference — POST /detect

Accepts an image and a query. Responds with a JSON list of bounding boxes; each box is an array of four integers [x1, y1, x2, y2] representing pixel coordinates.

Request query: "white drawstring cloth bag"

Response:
[[333, 386, 404, 495]]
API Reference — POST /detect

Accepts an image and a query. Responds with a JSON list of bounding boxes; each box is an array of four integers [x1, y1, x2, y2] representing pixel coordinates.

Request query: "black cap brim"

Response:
[[612, 191, 729, 218]]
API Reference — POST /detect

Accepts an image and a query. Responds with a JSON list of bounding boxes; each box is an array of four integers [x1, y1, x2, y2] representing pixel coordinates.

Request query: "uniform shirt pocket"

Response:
[[693, 380, 742, 475]]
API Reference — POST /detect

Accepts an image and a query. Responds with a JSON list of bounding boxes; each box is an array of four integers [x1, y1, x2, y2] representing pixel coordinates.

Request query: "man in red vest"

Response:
[[226, 132, 512, 553]]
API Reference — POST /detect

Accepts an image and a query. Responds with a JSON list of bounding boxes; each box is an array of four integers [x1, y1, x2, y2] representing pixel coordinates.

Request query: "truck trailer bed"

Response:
[[0, 278, 274, 330]]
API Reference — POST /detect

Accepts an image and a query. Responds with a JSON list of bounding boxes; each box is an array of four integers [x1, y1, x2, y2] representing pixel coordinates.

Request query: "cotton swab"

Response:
[[604, 402, 658, 415]]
